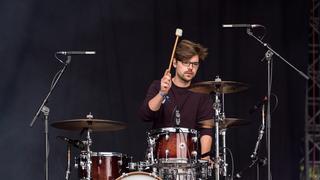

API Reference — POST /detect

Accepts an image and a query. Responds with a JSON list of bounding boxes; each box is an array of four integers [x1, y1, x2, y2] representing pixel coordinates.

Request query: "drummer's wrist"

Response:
[[158, 91, 169, 104], [158, 91, 167, 98]]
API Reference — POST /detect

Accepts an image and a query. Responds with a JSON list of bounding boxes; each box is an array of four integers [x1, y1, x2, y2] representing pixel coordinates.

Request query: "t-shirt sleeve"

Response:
[[138, 80, 160, 122]]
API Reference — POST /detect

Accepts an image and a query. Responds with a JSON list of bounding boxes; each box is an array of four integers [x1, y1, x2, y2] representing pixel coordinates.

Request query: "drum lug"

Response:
[[191, 151, 197, 158], [165, 149, 169, 160], [118, 159, 123, 166], [165, 134, 169, 140], [192, 136, 198, 143], [74, 157, 79, 169], [98, 156, 102, 165]]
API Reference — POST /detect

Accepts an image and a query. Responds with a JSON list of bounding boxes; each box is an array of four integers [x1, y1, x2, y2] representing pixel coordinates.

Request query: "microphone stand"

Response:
[[251, 104, 266, 180], [246, 28, 309, 180], [65, 144, 71, 180], [29, 55, 71, 180], [234, 104, 267, 179]]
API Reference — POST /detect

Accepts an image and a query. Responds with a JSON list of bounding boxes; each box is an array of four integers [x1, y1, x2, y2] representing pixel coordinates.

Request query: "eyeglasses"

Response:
[[179, 61, 200, 68]]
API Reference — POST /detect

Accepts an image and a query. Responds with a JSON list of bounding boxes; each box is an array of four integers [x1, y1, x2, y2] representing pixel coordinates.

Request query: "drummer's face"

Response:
[[175, 55, 199, 82]]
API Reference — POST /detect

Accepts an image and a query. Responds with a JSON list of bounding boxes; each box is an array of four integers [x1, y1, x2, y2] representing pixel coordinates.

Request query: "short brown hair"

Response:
[[174, 39, 208, 61]]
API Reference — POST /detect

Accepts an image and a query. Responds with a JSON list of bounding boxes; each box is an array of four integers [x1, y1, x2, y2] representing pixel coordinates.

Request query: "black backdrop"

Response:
[[0, 0, 308, 179]]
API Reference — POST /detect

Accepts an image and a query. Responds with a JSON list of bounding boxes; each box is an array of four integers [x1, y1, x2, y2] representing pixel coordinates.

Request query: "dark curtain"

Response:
[[0, 0, 308, 179]]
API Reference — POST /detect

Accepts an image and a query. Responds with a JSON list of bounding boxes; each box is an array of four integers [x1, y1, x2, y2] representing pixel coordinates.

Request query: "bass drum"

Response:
[[116, 171, 162, 180]]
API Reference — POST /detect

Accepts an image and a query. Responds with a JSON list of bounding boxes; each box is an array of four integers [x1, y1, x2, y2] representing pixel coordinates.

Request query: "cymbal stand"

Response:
[[220, 128, 228, 177], [83, 113, 94, 180], [212, 92, 221, 180], [220, 88, 228, 178], [146, 132, 155, 165], [211, 76, 225, 180], [84, 128, 92, 180]]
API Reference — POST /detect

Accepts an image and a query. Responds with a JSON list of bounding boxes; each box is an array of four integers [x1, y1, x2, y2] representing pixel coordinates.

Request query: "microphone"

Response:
[[175, 109, 180, 126], [222, 24, 264, 28], [249, 96, 268, 114], [56, 51, 96, 55], [57, 136, 86, 150]]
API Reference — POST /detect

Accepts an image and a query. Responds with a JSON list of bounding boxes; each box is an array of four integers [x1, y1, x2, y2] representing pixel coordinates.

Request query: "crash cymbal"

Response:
[[51, 119, 126, 132], [198, 118, 250, 129], [189, 81, 248, 94]]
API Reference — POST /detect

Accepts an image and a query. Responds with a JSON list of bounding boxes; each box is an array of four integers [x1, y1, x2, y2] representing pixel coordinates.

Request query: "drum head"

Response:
[[116, 171, 162, 180]]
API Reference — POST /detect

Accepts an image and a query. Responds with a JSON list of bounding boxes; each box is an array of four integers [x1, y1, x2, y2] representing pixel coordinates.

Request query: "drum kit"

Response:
[[51, 77, 250, 180]]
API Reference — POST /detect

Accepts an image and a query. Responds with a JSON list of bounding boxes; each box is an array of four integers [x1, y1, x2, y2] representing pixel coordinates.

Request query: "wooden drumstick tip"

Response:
[[175, 28, 183, 37]]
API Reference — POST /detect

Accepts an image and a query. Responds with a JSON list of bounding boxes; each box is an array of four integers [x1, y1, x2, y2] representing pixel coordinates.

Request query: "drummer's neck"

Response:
[[172, 77, 191, 88]]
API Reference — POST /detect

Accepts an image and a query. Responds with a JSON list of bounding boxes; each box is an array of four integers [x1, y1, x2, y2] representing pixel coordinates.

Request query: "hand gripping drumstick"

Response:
[[168, 28, 183, 72]]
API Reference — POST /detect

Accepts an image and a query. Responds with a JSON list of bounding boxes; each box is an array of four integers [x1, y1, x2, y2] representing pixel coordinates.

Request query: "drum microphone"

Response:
[[56, 51, 96, 55], [249, 96, 268, 114], [57, 136, 86, 150], [222, 24, 264, 28], [175, 109, 181, 126]]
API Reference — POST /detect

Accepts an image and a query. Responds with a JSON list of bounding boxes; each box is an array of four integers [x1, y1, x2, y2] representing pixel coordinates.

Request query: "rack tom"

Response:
[[148, 127, 198, 164]]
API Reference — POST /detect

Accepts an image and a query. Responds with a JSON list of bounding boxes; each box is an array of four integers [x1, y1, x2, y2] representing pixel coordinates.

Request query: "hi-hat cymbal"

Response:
[[189, 81, 249, 94], [199, 118, 250, 129], [51, 119, 126, 132]]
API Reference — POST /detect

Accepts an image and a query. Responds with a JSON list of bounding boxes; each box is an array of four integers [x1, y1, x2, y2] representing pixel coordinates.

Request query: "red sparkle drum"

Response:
[[148, 127, 198, 164], [116, 171, 162, 180], [78, 152, 128, 180]]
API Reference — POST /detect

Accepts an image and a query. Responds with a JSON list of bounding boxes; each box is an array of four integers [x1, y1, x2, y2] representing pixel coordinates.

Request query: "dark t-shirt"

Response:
[[139, 80, 214, 136]]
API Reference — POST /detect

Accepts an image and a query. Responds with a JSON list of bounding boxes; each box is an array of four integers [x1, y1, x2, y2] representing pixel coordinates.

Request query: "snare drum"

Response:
[[148, 127, 198, 164], [116, 171, 162, 180], [78, 152, 128, 180]]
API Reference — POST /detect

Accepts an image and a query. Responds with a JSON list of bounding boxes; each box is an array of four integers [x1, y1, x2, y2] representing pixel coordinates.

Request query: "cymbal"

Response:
[[198, 118, 250, 129], [189, 81, 248, 94], [51, 119, 126, 132]]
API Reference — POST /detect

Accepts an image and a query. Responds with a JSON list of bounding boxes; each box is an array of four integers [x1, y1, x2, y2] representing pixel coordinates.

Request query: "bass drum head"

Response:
[[116, 171, 162, 180]]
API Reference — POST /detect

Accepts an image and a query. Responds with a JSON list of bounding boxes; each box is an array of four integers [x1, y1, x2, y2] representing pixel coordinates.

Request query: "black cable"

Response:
[[225, 147, 235, 180], [270, 93, 279, 114]]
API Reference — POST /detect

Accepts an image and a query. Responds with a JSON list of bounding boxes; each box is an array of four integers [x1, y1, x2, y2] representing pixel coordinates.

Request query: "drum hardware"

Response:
[[146, 127, 207, 179], [51, 117, 127, 132], [52, 113, 127, 180], [147, 127, 198, 165], [220, 129, 228, 177], [146, 132, 156, 165], [29, 54, 73, 180], [65, 144, 71, 180], [235, 101, 267, 179], [191, 76, 249, 180], [246, 26, 309, 180], [188, 80, 249, 94], [199, 118, 250, 129]]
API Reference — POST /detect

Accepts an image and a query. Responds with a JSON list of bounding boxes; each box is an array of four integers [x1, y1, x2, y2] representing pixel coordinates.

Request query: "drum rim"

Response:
[[116, 171, 162, 180], [91, 152, 124, 157], [148, 127, 197, 135]]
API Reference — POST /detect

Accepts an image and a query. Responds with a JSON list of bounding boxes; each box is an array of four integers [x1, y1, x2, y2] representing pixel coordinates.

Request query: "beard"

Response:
[[177, 71, 194, 83]]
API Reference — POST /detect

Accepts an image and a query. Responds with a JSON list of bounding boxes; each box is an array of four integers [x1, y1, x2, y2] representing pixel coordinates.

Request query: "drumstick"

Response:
[[168, 28, 183, 72]]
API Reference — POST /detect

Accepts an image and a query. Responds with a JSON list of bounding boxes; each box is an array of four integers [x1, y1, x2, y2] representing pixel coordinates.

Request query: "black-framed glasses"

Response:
[[179, 60, 200, 68]]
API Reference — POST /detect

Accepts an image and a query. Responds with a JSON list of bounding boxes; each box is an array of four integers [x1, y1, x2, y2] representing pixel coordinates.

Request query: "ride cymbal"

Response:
[[51, 119, 126, 132], [189, 81, 248, 94], [198, 118, 250, 129]]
